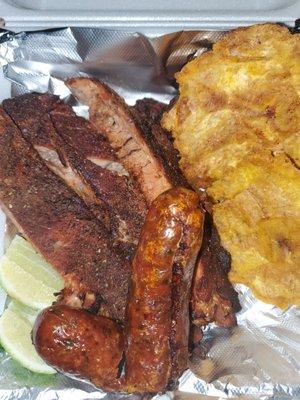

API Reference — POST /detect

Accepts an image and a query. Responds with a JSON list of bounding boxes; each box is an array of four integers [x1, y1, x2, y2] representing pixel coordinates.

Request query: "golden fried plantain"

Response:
[[162, 23, 300, 308], [212, 154, 300, 308]]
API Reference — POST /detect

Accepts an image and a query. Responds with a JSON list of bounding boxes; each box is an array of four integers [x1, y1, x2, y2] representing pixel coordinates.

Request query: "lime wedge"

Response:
[[5, 235, 63, 290], [8, 300, 39, 324], [0, 301, 55, 374], [0, 235, 64, 310], [0, 255, 62, 310]]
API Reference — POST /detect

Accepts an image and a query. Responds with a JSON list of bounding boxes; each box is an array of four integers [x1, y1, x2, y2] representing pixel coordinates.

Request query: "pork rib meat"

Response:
[[3, 93, 147, 259], [0, 106, 130, 321], [67, 78, 180, 204]]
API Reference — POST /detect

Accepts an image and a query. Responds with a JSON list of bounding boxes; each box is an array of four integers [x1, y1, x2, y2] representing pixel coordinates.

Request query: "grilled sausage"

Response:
[[32, 305, 123, 390], [124, 187, 204, 392], [32, 187, 204, 394]]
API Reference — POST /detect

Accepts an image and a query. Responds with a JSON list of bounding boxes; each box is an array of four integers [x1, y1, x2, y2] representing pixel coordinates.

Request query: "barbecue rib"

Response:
[[191, 215, 240, 329], [131, 98, 189, 188], [66, 80, 239, 329], [0, 106, 130, 321], [2, 80, 239, 330], [3, 94, 147, 259], [67, 78, 180, 204]]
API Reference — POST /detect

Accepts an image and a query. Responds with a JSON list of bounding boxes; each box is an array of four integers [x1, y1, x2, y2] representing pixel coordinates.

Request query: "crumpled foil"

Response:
[[0, 26, 299, 400]]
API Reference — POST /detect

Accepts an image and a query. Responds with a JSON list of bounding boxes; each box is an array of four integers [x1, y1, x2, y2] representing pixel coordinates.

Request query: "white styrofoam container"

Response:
[[0, 0, 300, 33]]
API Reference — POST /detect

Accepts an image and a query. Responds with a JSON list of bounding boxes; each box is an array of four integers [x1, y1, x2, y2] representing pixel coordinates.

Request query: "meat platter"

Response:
[[0, 22, 299, 400]]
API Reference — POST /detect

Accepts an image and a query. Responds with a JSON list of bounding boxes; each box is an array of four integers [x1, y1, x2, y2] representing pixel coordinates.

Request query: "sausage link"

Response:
[[124, 187, 204, 392], [168, 192, 205, 387], [32, 305, 123, 390], [32, 187, 204, 394]]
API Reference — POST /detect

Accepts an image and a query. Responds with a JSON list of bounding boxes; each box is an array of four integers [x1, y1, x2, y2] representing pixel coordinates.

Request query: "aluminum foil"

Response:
[[0, 26, 299, 400]]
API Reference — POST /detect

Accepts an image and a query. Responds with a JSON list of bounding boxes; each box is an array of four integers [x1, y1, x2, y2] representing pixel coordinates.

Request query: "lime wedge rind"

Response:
[[6, 236, 63, 286], [0, 234, 64, 310], [5, 249, 62, 290], [0, 235, 64, 374], [0, 256, 60, 310]]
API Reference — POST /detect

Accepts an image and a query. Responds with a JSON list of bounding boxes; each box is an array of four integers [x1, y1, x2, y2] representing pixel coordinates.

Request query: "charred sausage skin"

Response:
[[124, 187, 204, 392], [32, 305, 123, 390]]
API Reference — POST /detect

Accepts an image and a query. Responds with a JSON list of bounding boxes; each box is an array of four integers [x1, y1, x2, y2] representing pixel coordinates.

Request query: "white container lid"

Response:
[[1, 0, 300, 33]]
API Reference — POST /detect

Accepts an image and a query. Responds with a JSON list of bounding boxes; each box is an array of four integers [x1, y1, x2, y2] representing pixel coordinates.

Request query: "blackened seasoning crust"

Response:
[[3, 93, 148, 260], [0, 107, 130, 321], [132, 98, 189, 188]]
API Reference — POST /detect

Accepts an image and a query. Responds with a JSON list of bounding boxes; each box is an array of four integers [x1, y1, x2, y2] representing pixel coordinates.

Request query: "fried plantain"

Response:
[[162, 23, 300, 308]]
